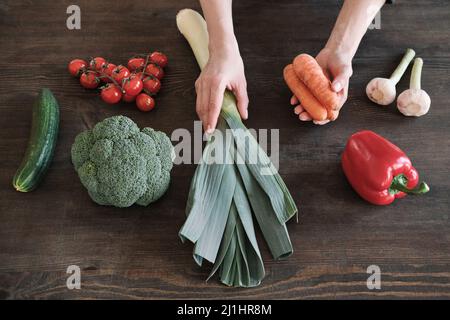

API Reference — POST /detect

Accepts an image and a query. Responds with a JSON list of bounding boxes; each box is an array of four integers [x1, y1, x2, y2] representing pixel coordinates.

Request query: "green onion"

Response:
[[177, 9, 298, 287]]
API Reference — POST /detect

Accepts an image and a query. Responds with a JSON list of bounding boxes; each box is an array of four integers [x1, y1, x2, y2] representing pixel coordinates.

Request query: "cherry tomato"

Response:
[[145, 63, 164, 80], [112, 65, 131, 85], [122, 93, 137, 103], [143, 76, 161, 94], [127, 57, 145, 71], [130, 71, 143, 79], [149, 51, 168, 68], [79, 72, 99, 89], [123, 77, 143, 97], [89, 57, 107, 71], [101, 84, 122, 104], [132, 71, 144, 80], [136, 93, 155, 112], [68, 59, 87, 77], [100, 63, 116, 83]]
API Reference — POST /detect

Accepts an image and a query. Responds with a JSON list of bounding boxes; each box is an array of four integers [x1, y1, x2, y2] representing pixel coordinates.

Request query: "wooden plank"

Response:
[[0, 0, 449, 299]]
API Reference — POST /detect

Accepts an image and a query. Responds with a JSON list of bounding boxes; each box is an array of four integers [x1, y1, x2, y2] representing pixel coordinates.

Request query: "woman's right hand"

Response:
[[195, 43, 249, 134]]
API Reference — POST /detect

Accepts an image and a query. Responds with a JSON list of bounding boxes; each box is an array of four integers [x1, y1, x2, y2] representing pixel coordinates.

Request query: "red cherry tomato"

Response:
[[130, 71, 143, 79], [143, 76, 161, 94], [122, 77, 143, 97], [136, 93, 155, 112], [89, 57, 107, 71], [101, 84, 122, 104], [79, 72, 99, 89], [132, 71, 144, 80], [112, 65, 131, 85], [100, 63, 116, 83], [149, 51, 168, 68], [145, 63, 164, 80], [122, 93, 137, 103], [127, 57, 145, 71], [68, 59, 87, 77]]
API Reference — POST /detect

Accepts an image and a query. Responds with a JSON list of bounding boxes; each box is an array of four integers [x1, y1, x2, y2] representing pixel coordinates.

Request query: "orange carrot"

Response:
[[328, 109, 339, 121], [293, 54, 339, 111], [283, 64, 328, 121]]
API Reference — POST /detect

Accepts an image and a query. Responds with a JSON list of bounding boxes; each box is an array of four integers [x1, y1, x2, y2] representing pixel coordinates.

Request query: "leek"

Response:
[[177, 9, 298, 287]]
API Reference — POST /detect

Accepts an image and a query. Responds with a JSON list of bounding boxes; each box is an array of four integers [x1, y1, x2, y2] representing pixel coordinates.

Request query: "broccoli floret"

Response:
[[71, 130, 93, 170], [71, 115, 174, 208], [92, 115, 139, 141], [142, 128, 174, 172]]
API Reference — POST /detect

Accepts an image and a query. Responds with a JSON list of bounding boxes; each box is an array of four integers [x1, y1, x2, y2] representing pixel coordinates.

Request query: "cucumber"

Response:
[[13, 88, 60, 192]]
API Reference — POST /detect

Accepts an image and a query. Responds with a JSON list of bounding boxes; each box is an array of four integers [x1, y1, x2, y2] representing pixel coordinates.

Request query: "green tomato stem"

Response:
[[410, 57, 423, 90], [390, 48, 416, 85]]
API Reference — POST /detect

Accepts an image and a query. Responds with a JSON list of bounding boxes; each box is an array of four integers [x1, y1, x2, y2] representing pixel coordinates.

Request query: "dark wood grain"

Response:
[[0, 0, 449, 299]]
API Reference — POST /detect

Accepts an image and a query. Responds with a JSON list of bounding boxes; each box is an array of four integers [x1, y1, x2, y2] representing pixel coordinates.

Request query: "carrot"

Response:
[[283, 64, 328, 121], [328, 109, 339, 121], [293, 54, 339, 111]]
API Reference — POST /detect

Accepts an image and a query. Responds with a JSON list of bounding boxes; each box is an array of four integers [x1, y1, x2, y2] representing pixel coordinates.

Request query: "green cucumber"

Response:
[[13, 88, 60, 192]]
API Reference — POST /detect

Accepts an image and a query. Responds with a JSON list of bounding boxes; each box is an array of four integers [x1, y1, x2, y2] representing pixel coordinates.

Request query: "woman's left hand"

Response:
[[291, 47, 353, 125]]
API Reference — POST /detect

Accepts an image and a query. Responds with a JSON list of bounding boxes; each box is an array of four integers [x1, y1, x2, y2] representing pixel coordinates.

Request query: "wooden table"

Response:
[[1, 0, 449, 299]]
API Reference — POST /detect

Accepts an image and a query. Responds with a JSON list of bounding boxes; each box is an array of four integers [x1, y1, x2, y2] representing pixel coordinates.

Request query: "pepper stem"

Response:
[[390, 174, 430, 195], [390, 48, 416, 85], [410, 58, 423, 90]]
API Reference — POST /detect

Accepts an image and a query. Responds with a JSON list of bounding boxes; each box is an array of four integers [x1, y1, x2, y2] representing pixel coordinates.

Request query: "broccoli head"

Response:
[[71, 116, 174, 207]]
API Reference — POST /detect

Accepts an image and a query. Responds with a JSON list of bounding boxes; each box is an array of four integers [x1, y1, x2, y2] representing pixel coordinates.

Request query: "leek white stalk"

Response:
[[177, 9, 297, 287]]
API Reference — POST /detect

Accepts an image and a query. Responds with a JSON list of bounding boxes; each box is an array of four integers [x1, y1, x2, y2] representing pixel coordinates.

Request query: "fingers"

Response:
[[294, 104, 322, 122], [332, 66, 352, 110], [329, 109, 339, 121], [332, 74, 348, 93], [331, 66, 352, 92], [338, 86, 348, 109], [196, 75, 247, 133], [333, 76, 349, 110], [313, 119, 331, 125], [195, 79, 207, 127], [298, 111, 331, 125], [294, 104, 304, 115], [332, 80, 343, 92], [299, 111, 312, 121], [206, 80, 226, 134], [196, 76, 226, 133], [295, 104, 332, 125], [234, 80, 249, 120]]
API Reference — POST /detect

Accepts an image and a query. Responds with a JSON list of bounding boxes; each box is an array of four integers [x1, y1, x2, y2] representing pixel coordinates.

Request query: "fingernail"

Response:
[[333, 82, 342, 92], [206, 125, 214, 134], [243, 110, 248, 120], [299, 113, 311, 121]]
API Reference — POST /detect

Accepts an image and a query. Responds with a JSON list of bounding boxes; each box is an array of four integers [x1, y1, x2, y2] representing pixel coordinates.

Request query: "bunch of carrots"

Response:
[[284, 54, 339, 121]]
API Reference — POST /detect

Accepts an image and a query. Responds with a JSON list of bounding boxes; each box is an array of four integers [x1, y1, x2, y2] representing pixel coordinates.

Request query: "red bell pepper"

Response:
[[342, 130, 429, 205]]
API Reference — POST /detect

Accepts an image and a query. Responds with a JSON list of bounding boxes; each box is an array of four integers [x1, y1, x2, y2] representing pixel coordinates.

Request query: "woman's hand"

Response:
[[290, 0, 387, 125], [291, 47, 353, 125], [195, 44, 249, 134]]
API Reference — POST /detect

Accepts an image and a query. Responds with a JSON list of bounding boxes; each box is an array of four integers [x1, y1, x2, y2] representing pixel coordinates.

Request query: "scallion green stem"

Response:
[[410, 58, 423, 90], [390, 48, 416, 84]]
